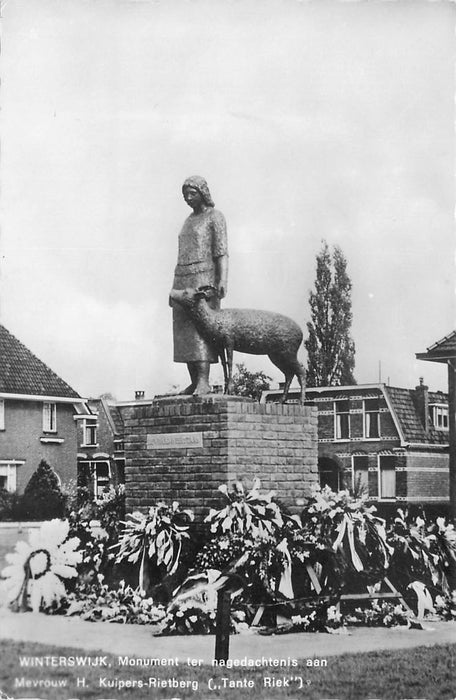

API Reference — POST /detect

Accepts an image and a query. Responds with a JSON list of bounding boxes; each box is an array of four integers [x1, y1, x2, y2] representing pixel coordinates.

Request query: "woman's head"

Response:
[[182, 176, 215, 208]]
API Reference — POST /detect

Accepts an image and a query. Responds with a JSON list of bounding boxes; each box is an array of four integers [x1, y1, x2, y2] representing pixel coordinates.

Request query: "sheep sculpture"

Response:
[[169, 285, 306, 403]]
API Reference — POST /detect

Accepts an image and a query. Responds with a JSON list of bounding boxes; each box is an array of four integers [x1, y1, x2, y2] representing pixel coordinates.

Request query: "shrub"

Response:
[[18, 460, 66, 520], [0, 489, 19, 521]]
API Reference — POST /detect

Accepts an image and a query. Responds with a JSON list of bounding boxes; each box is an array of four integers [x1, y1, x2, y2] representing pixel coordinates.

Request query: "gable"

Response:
[[416, 331, 456, 363], [384, 385, 448, 445], [0, 325, 80, 399]]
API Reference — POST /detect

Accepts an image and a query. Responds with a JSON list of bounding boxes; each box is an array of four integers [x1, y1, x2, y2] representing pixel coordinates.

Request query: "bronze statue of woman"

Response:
[[170, 176, 228, 394]]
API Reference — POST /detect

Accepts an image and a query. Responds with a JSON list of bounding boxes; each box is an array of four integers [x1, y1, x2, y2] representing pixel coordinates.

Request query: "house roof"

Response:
[[383, 385, 448, 445], [416, 331, 456, 363], [0, 325, 80, 399], [106, 404, 125, 435], [263, 383, 448, 446]]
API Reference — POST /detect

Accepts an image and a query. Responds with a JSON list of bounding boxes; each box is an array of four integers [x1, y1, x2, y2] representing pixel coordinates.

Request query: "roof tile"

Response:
[[0, 325, 80, 399]]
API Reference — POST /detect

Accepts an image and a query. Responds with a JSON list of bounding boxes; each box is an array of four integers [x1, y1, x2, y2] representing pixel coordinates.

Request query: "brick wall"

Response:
[[405, 451, 449, 502], [123, 395, 318, 520]]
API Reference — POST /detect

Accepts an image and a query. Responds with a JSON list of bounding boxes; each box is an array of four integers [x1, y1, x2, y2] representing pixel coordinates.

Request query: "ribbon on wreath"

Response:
[[332, 514, 364, 572]]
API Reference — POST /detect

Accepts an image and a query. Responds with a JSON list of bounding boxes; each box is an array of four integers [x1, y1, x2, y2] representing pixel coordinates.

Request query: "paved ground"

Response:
[[0, 608, 454, 662]]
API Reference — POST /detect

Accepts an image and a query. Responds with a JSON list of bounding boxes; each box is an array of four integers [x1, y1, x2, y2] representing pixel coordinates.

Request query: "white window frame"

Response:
[[114, 439, 125, 453], [363, 399, 380, 439], [352, 455, 369, 494], [430, 404, 449, 431], [78, 460, 111, 498], [377, 455, 396, 500], [0, 461, 23, 492], [93, 461, 111, 498], [43, 402, 57, 432], [0, 400, 4, 430], [82, 419, 98, 447], [334, 400, 350, 440]]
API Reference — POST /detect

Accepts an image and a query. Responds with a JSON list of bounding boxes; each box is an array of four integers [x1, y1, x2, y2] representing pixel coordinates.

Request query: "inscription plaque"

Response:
[[147, 432, 203, 450]]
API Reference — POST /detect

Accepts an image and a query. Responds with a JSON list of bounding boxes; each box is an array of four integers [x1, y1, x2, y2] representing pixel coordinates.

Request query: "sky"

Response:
[[1, 0, 455, 400]]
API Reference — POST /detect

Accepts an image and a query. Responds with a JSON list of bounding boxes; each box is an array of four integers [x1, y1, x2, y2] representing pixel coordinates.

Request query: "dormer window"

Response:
[[430, 404, 449, 431]]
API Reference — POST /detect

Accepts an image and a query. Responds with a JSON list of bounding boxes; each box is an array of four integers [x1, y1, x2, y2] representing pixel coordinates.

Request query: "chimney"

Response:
[[413, 377, 429, 434], [135, 390, 145, 401]]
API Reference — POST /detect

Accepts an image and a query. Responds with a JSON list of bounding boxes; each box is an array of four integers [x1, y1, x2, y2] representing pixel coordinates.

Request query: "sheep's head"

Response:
[[169, 285, 216, 308]]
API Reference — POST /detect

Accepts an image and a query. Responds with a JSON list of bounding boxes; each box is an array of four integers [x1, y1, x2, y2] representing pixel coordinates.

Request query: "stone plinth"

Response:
[[123, 395, 318, 520]]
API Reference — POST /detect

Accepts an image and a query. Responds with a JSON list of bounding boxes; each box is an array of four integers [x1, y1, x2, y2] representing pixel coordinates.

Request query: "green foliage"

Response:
[[65, 484, 127, 589], [287, 602, 344, 633], [386, 509, 456, 597], [230, 363, 272, 401], [5, 477, 456, 633], [295, 485, 391, 595], [19, 460, 66, 520], [205, 478, 285, 538], [62, 579, 165, 624], [305, 241, 356, 386], [198, 481, 300, 606], [434, 591, 456, 621], [346, 600, 410, 627], [113, 501, 194, 593], [159, 604, 218, 635], [0, 489, 19, 521]]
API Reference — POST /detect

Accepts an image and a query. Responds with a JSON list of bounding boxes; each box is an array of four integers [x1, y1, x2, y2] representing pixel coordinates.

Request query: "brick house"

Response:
[[263, 381, 449, 514], [0, 324, 86, 492], [416, 331, 456, 519], [75, 398, 125, 498]]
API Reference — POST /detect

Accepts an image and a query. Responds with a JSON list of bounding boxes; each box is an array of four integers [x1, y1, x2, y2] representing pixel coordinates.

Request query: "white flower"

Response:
[[0, 519, 82, 612], [327, 605, 342, 623]]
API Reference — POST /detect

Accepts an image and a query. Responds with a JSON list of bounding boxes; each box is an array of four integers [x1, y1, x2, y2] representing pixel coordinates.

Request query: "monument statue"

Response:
[[170, 176, 228, 395]]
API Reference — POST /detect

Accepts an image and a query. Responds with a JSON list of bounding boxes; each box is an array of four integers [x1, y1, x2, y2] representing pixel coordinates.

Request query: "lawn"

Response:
[[0, 638, 454, 700]]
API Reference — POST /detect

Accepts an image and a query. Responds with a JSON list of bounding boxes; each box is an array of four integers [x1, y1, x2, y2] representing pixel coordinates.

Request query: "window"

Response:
[[43, 402, 57, 432], [364, 399, 379, 438], [82, 419, 98, 446], [0, 462, 20, 492], [93, 462, 111, 498], [0, 400, 4, 430], [430, 404, 449, 431], [335, 400, 350, 439], [352, 455, 369, 495], [318, 458, 341, 491], [77, 460, 111, 498], [378, 455, 396, 499], [114, 439, 125, 453]]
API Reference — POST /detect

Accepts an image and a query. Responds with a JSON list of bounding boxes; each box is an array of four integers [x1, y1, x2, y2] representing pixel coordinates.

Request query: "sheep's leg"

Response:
[[268, 353, 305, 404], [294, 360, 306, 404], [225, 345, 234, 395], [281, 372, 294, 404], [220, 348, 229, 393]]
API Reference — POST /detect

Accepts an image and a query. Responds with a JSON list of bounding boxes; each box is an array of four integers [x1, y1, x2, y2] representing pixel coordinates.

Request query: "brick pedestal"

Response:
[[123, 395, 318, 520]]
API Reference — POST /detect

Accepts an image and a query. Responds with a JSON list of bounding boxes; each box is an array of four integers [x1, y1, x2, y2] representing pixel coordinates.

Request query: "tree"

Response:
[[19, 459, 66, 520], [230, 363, 272, 401], [305, 241, 356, 387]]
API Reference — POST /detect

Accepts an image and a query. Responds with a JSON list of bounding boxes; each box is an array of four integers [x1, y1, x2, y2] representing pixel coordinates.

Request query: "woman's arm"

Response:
[[215, 254, 229, 299]]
